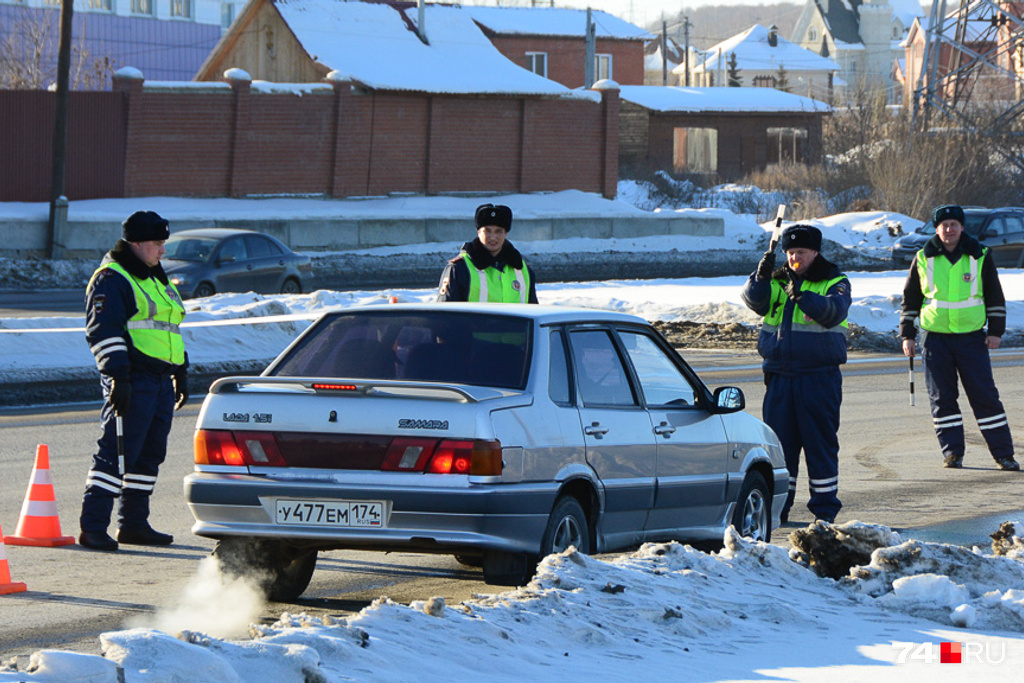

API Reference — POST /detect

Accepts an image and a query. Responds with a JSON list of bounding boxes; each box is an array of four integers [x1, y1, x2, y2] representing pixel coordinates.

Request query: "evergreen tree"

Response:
[[775, 64, 790, 93], [727, 53, 741, 87]]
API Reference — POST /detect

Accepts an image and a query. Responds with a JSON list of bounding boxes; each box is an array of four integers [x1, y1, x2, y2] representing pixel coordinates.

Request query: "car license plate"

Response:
[[275, 499, 385, 528]]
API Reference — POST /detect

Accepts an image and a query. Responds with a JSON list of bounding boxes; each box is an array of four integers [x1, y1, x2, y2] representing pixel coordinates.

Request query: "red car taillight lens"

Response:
[[383, 438, 502, 475], [194, 430, 287, 466]]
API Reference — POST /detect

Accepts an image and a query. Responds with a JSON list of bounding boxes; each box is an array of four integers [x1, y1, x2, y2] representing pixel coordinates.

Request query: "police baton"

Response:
[[767, 204, 787, 252], [115, 414, 125, 477], [908, 355, 915, 407]]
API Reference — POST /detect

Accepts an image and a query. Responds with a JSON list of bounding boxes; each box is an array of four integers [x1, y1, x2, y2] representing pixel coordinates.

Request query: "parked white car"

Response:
[[185, 304, 787, 599]]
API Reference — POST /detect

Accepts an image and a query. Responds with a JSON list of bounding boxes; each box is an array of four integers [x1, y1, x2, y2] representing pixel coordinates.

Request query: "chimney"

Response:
[[768, 24, 778, 48]]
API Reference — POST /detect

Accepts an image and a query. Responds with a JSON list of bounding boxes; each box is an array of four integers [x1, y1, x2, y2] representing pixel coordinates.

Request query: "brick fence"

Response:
[[0, 73, 619, 203]]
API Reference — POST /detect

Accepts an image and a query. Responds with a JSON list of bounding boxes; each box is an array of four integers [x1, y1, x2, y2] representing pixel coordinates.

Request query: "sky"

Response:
[[3, 191, 1024, 680], [466, 1, 754, 27]]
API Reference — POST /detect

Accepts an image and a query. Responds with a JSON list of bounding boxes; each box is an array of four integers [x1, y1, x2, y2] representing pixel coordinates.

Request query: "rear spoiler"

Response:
[[208, 376, 511, 403]]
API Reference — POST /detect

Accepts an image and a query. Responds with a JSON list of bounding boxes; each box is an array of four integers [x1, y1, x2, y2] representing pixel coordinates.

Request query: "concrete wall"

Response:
[[3, 212, 726, 259]]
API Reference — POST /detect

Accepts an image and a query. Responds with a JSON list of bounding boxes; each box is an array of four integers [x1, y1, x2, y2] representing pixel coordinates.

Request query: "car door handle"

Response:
[[654, 421, 676, 436], [246, 264, 254, 270], [584, 422, 609, 438]]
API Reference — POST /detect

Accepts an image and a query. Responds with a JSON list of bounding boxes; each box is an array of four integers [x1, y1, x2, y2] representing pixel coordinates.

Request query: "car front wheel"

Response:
[[193, 282, 216, 298], [212, 537, 317, 601], [280, 278, 301, 294], [732, 471, 771, 543]]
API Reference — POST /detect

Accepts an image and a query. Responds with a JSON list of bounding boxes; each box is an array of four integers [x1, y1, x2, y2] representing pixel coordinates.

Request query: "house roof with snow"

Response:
[[618, 85, 832, 114], [203, 0, 595, 98], [888, 0, 926, 31], [461, 5, 653, 40], [689, 24, 840, 74]]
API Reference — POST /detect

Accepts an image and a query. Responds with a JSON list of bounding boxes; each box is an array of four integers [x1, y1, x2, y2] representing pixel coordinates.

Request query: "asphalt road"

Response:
[[1, 352, 1023, 662]]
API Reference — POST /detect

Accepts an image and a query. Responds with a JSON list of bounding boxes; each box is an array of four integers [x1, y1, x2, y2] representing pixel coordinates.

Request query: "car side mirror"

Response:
[[982, 229, 998, 239], [713, 386, 745, 413]]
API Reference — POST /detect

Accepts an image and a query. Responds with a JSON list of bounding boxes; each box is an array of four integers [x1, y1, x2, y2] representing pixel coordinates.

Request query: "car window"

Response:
[[219, 237, 248, 262], [245, 235, 274, 258], [569, 329, 637, 408], [1005, 215, 1024, 236], [164, 237, 217, 262], [268, 311, 531, 390], [963, 214, 985, 236], [985, 217, 1006, 238], [617, 330, 698, 408], [548, 329, 572, 405]]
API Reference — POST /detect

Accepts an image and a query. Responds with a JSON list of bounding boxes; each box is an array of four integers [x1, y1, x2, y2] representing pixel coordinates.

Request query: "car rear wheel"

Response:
[[212, 537, 317, 601], [280, 278, 301, 294], [542, 496, 590, 555], [732, 471, 771, 543], [193, 282, 216, 298]]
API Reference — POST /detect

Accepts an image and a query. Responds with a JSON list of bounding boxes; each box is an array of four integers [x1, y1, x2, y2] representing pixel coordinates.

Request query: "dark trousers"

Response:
[[922, 331, 1014, 461], [80, 371, 174, 533], [763, 369, 843, 520]]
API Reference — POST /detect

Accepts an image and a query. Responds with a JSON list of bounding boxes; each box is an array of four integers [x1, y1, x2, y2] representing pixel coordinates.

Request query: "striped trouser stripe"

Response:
[[123, 473, 157, 492], [86, 470, 122, 494], [978, 413, 1009, 430], [933, 414, 963, 430], [810, 475, 839, 494], [788, 476, 797, 492]]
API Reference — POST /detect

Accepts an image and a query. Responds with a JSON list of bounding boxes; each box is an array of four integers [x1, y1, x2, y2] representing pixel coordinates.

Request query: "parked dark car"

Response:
[[892, 207, 1024, 268], [163, 228, 314, 298]]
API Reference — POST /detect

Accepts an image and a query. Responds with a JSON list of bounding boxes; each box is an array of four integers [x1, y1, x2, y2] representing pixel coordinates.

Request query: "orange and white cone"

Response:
[[0, 522, 27, 594], [4, 444, 76, 547]]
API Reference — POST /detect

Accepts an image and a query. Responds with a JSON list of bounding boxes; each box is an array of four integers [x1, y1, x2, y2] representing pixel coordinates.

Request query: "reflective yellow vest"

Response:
[[91, 262, 186, 365], [762, 275, 850, 335], [915, 247, 987, 334], [461, 252, 531, 303]]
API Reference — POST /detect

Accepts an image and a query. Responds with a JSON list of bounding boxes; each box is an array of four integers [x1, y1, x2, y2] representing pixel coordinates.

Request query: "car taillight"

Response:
[[194, 430, 287, 466], [381, 438, 502, 476]]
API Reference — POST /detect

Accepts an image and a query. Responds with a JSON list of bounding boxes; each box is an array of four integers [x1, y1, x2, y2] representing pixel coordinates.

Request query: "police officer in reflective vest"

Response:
[[742, 224, 851, 524], [79, 210, 189, 551], [437, 203, 538, 304], [900, 204, 1018, 471]]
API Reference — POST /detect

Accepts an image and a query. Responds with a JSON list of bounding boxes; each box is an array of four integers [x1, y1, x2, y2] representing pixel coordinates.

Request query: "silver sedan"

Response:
[[185, 304, 786, 598]]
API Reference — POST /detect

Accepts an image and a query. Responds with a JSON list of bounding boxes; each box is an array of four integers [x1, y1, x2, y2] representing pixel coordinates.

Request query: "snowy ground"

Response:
[[3, 190, 1024, 681]]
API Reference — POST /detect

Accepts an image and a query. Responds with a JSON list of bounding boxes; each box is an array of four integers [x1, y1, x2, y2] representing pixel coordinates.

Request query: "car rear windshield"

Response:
[[266, 310, 532, 390]]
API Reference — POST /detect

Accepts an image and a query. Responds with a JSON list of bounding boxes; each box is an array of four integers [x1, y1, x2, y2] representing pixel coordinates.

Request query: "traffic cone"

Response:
[[0, 522, 27, 594], [4, 444, 76, 547]]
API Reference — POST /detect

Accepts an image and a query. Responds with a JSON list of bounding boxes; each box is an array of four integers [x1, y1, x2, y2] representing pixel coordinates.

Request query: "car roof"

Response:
[[328, 302, 650, 326], [168, 228, 261, 239]]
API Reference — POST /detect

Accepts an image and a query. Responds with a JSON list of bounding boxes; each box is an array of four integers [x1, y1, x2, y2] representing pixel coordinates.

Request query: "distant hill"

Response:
[[645, 3, 804, 51]]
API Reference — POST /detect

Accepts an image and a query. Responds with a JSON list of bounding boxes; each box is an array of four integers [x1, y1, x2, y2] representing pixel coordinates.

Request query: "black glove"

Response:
[[110, 377, 132, 416], [755, 252, 776, 281], [173, 371, 189, 410], [783, 270, 803, 302]]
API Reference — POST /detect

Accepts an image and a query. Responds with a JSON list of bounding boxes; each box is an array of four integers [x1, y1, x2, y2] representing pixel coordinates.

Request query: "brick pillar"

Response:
[[592, 80, 620, 199], [225, 69, 252, 198], [112, 67, 144, 197]]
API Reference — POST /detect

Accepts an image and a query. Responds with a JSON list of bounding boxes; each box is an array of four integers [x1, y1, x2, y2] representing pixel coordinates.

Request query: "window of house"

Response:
[[767, 127, 809, 164], [809, 28, 817, 42], [171, 0, 193, 19], [595, 54, 613, 81], [87, 0, 113, 10], [753, 74, 776, 88], [525, 52, 548, 78], [222, 2, 237, 28], [673, 127, 718, 174], [131, 0, 155, 15]]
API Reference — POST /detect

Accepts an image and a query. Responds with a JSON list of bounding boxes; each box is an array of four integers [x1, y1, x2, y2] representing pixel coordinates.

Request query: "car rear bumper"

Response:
[[184, 472, 557, 555]]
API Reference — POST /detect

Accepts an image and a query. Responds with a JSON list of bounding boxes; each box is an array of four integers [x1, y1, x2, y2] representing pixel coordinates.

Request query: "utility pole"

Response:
[[683, 15, 692, 87], [661, 19, 668, 86], [47, 0, 74, 259], [584, 8, 596, 87]]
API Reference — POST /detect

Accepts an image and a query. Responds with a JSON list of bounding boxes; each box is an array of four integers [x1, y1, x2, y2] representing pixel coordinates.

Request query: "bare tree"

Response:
[[0, 7, 117, 90]]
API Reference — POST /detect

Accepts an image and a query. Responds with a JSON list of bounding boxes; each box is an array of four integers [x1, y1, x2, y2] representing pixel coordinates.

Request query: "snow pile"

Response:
[[5, 522, 1024, 681]]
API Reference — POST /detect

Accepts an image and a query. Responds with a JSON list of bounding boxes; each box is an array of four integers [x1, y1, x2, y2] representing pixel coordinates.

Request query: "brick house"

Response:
[[617, 85, 831, 181], [460, 5, 651, 88]]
